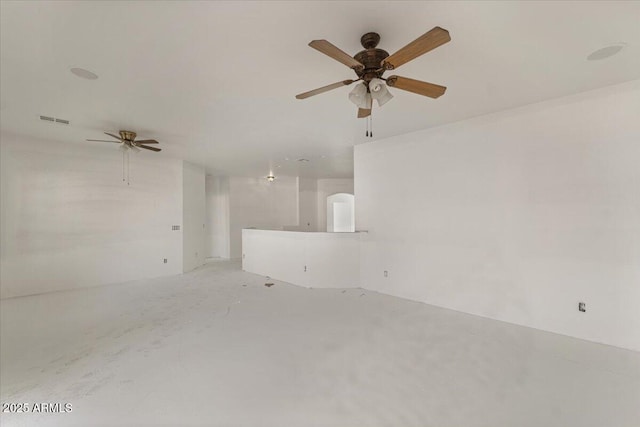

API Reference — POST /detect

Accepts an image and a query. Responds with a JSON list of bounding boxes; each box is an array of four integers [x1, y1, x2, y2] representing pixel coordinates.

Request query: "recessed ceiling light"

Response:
[[70, 67, 98, 80], [587, 43, 626, 61], [297, 158, 309, 162]]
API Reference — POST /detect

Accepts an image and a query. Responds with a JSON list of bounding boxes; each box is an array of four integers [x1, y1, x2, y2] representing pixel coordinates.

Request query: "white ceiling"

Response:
[[1, 1, 639, 178]]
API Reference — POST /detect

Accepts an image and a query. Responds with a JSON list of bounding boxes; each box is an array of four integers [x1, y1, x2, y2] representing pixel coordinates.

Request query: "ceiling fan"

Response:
[[296, 27, 451, 122], [87, 130, 161, 152], [86, 130, 161, 185]]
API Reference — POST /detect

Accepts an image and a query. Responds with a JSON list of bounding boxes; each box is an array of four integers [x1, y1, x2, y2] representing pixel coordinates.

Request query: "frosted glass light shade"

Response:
[[369, 78, 383, 93], [373, 88, 393, 106], [369, 78, 393, 106], [348, 83, 371, 109]]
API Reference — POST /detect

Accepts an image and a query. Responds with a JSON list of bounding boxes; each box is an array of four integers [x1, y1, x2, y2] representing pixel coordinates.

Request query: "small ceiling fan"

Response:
[[87, 130, 161, 152], [296, 27, 451, 121]]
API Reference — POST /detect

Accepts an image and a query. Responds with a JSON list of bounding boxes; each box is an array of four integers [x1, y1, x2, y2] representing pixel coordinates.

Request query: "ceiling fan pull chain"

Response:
[[127, 150, 130, 186], [122, 150, 125, 182], [365, 115, 372, 138]]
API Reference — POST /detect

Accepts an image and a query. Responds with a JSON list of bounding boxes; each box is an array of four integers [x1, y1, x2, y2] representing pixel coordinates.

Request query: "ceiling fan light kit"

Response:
[[296, 27, 451, 136]]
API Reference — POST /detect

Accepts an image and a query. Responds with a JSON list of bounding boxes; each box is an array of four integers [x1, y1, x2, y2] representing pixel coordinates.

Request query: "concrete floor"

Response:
[[1, 261, 639, 427]]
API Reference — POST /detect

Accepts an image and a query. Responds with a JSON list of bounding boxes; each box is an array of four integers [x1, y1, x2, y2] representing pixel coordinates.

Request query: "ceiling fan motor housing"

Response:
[[354, 32, 389, 83], [119, 130, 137, 142]]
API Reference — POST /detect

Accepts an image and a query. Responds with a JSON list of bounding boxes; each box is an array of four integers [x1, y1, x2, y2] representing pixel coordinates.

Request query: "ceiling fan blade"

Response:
[[296, 80, 355, 99], [104, 132, 122, 140], [383, 27, 451, 70], [357, 108, 371, 118], [87, 139, 121, 143], [134, 139, 159, 144], [137, 144, 161, 152], [386, 76, 446, 98], [309, 40, 364, 70]]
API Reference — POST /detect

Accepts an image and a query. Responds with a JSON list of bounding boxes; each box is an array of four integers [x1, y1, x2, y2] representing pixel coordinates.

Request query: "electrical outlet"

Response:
[[304, 265, 307, 272], [163, 258, 167, 264], [578, 302, 586, 312], [384, 270, 388, 278], [242, 253, 245, 259]]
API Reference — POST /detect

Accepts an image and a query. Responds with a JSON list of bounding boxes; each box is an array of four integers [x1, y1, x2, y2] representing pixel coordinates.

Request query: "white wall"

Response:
[[228, 176, 298, 259], [0, 133, 183, 299], [183, 161, 206, 272], [317, 178, 354, 232], [294, 177, 318, 231], [205, 175, 230, 259], [355, 80, 640, 351], [242, 229, 360, 289]]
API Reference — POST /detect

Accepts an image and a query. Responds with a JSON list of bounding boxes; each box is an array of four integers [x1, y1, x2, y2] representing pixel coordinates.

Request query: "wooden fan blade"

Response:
[[137, 145, 161, 152], [383, 27, 450, 70], [296, 80, 354, 99], [87, 139, 121, 143], [309, 40, 363, 70], [386, 76, 446, 98], [358, 108, 371, 118], [134, 139, 159, 144], [104, 132, 122, 140]]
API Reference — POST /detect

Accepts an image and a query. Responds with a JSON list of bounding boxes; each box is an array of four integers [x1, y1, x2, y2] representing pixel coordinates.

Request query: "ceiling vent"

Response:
[[39, 115, 70, 125]]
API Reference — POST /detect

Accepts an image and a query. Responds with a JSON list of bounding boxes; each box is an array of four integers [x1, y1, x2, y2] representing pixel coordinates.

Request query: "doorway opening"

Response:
[[326, 193, 355, 232]]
